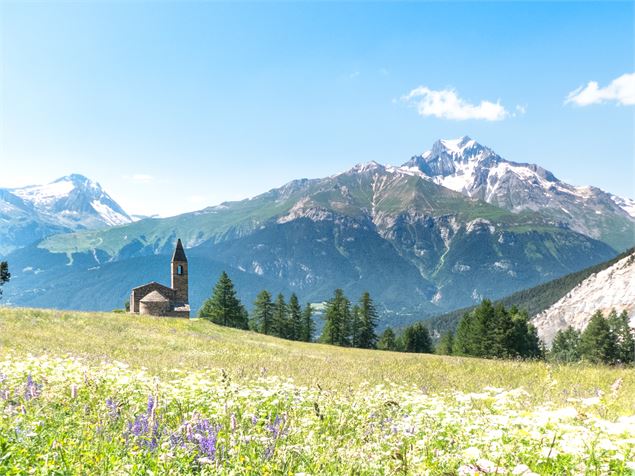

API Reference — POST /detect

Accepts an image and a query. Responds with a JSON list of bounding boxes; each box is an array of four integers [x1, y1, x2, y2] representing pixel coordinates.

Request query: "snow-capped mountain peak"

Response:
[[10, 174, 132, 228], [401, 137, 635, 251], [436, 136, 479, 156]]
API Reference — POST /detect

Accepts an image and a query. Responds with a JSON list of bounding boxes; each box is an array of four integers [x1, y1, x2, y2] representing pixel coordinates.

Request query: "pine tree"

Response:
[[550, 326, 581, 363], [251, 290, 274, 335], [357, 292, 378, 349], [377, 327, 397, 351], [0, 261, 9, 299], [608, 309, 635, 364], [272, 294, 289, 338], [199, 272, 248, 329], [509, 309, 542, 359], [436, 331, 454, 355], [321, 289, 351, 346], [300, 303, 315, 342], [453, 301, 543, 360], [402, 322, 433, 353], [579, 311, 617, 364], [287, 293, 303, 341], [349, 305, 361, 348]]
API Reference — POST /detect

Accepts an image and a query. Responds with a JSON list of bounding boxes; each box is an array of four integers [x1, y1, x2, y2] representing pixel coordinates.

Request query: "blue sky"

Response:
[[1, 1, 633, 216]]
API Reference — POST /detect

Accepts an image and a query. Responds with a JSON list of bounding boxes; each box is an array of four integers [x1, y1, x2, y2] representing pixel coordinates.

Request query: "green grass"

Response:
[[1, 308, 634, 474], [1, 307, 633, 407]]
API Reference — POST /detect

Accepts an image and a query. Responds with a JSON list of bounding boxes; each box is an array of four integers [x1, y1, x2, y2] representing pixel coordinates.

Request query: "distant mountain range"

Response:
[[0, 174, 132, 256], [2, 138, 633, 326]]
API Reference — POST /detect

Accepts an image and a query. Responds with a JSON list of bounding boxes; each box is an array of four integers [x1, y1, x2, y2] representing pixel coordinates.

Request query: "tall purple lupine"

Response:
[[264, 414, 287, 459], [105, 398, 119, 419], [192, 418, 222, 460], [126, 395, 160, 450], [24, 375, 41, 401]]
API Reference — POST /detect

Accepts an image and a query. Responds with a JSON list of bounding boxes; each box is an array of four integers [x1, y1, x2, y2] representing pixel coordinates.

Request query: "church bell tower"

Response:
[[171, 238, 189, 305]]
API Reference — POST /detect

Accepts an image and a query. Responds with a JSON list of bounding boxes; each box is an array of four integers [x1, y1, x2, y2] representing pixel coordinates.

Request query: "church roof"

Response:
[[172, 238, 187, 262], [140, 290, 170, 302], [131, 281, 173, 292]]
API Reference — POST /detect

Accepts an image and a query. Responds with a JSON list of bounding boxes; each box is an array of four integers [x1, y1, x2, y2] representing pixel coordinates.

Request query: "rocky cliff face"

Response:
[[532, 251, 635, 345]]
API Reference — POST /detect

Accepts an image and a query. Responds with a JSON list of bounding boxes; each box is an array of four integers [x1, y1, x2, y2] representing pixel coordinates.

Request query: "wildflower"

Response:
[[24, 375, 41, 401], [105, 398, 119, 419]]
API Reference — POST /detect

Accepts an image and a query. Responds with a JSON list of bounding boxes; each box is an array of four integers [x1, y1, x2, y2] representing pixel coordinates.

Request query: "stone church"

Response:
[[129, 238, 190, 318]]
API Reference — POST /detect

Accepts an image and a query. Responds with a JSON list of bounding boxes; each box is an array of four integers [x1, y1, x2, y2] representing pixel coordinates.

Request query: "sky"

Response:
[[1, 1, 633, 217]]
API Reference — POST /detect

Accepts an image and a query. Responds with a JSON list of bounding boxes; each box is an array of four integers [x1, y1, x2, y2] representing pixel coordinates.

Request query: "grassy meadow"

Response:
[[1, 307, 634, 474]]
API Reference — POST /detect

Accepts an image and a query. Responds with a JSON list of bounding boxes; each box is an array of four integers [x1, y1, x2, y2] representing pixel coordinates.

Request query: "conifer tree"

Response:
[[272, 293, 289, 338], [288, 293, 303, 341], [321, 289, 351, 346], [199, 271, 248, 329], [300, 303, 315, 342], [550, 326, 581, 363], [579, 311, 616, 364], [349, 305, 361, 348], [356, 292, 378, 349], [436, 331, 454, 355], [402, 322, 433, 353], [607, 309, 635, 364], [0, 261, 9, 299], [453, 301, 543, 360], [377, 327, 397, 351], [251, 290, 274, 335]]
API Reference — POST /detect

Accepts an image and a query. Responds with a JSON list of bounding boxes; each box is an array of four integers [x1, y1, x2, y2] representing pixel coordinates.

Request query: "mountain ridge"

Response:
[[3, 151, 620, 322], [402, 136, 635, 251]]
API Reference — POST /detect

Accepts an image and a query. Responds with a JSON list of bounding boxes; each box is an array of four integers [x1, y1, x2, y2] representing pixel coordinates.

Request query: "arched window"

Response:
[[177, 265, 183, 275]]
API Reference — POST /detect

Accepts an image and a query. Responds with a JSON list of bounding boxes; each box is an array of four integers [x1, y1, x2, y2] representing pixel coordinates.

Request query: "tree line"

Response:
[[435, 300, 543, 359], [198, 271, 438, 353], [550, 309, 634, 365], [187, 271, 635, 366]]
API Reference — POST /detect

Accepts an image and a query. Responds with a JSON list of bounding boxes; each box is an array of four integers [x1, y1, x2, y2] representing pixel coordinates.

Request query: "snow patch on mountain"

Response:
[[14, 180, 75, 207], [611, 195, 635, 218], [90, 200, 130, 226], [532, 252, 635, 345]]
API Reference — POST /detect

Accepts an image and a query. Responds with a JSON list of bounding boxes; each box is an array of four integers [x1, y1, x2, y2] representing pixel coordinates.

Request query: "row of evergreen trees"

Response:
[[376, 323, 434, 353], [198, 272, 315, 341], [198, 273, 633, 365], [320, 289, 379, 348], [251, 290, 315, 342], [551, 309, 634, 365], [435, 300, 543, 359], [198, 272, 436, 353]]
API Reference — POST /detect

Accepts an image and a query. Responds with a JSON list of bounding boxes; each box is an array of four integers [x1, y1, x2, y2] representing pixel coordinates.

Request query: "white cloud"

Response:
[[565, 72, 635, 106], [123, 174, 155, 184], [401, 86, 511, 121]]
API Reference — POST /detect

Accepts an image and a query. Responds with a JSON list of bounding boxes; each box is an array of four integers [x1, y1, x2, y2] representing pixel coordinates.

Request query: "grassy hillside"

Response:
[[426, 247, 635, 336], [1, 308, 634, 474]]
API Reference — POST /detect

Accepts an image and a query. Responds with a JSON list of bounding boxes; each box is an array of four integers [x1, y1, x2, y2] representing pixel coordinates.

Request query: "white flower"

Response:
[[463, 446, 481, 459]]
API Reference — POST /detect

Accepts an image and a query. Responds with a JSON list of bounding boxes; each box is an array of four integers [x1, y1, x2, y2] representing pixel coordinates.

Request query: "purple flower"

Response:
[[24, 375, 41, 401], [264, 414, 287, 459], [190, 418, 222, 460], [106, 398, 119, 419], [125, 395, 160, 450], [146, 395, 155, 415]]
